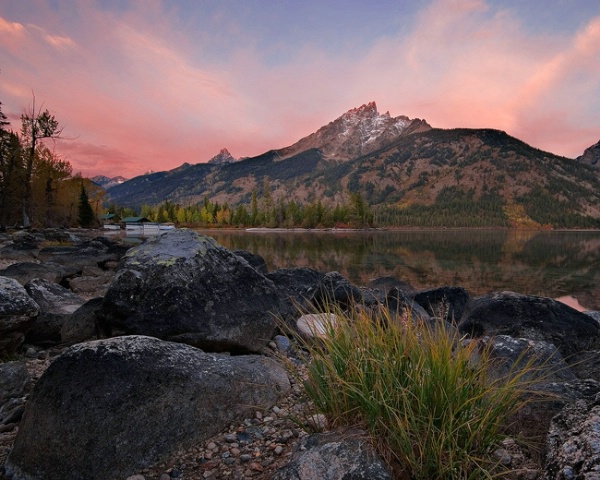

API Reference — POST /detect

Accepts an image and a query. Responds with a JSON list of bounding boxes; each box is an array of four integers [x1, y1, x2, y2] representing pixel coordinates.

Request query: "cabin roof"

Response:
[[121, 216, 151, 223]]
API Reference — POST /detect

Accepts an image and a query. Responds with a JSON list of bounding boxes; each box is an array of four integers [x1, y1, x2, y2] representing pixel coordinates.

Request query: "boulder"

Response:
[[99, 230, 281, 353], [412, 286, 470, 324], [67, 271, 114, 298], [272, 430, 392, 480], [0, 361, 29, 432], [458, 292, 600, 360], [310, 271, 368, 310], [385, 287, 431, 324], [0, 276, 40, 357], [24, 278, 86, 346], [366, 276, 416, 297], [233, 249, 268, 274], [545, 393, 600, 479], [4, 335, 290, 480], [465, 335, 590, 450], [467, 335, 577, 384], [266, 267, 328, 321], [567, 349, 600, 382], [60, 297, 104, 344], [0, 262, 67, 286]]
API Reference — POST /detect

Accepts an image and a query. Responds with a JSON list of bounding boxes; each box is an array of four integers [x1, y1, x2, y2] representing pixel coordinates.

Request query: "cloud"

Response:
[[1, 0, 599, 179]]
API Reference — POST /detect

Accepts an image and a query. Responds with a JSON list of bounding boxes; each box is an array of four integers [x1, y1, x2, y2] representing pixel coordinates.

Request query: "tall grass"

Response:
[[296, 305, 539, 479]]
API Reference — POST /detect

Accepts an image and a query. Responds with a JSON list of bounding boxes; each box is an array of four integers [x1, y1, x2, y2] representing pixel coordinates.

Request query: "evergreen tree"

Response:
[[77, 184, 96, 227]]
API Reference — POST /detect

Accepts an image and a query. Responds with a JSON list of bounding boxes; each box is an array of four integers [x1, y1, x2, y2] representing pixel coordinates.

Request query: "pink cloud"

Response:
[[1, 0, 599, 180]]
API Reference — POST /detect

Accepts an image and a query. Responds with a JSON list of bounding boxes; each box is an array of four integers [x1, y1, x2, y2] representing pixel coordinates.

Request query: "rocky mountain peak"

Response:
[[208, 148, 237, 165], [279, 102, 432, 161], [576, 139, 600, 167]]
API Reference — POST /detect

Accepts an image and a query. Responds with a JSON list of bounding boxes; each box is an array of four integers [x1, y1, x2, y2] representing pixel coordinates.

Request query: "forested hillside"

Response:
[[107, 127, 600, 229]]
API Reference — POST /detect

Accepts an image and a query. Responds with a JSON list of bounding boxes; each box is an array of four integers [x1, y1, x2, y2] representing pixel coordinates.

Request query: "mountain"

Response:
[[208, 148, 238, 165], [106, 103, 600, 228], [576, 140, 600, 168], [278, 102, 431, 161], [92, 175, 127, 189]]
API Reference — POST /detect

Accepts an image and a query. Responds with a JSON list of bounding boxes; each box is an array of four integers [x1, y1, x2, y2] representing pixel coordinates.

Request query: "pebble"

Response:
[[25, 347, 37, 359], [126, 475, 146, 480], [306, 413, 328, 432]]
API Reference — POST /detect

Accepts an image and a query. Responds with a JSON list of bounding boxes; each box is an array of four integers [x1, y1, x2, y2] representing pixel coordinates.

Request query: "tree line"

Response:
[[0, 95, 104, 230], [108, 188, 375, 229], [108, 182, 600, 230]]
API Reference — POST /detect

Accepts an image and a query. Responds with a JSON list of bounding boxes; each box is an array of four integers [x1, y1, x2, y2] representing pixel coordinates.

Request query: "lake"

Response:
[[195, 228, 600, 311]]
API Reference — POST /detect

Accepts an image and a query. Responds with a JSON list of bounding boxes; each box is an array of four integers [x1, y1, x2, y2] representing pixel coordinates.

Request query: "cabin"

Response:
[[120, 216, 159, 233], [102, 213, 120, 230]]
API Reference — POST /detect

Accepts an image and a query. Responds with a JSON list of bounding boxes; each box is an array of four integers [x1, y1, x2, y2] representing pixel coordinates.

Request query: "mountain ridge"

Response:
[[105, 103, 600, 228]]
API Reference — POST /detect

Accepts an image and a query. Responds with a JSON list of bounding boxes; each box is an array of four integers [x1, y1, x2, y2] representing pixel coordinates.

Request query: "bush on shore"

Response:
[[294, 305, 542, 479]]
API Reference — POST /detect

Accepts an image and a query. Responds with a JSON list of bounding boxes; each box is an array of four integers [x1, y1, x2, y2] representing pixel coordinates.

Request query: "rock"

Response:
[[4, 335, 290, 480], [266, 267, 328, 322], [60, 297, 104, 344], [24, 278, 86, 346], [545, 393, 600, 479], [67, 271, 114, 298], [467, 335, 577, 384], [465, 335, 588, 449], [567, 349, 600, 382], [366, 276, 416, 296], [311, 271, 367, 311], [234, 249, 268, 274], [512, 379, 600, 456], [412, 286, 470, 324], [272, 429, 392, 480], [585, 310, 600, 325], [0, 276, 40, 357], [385, 287, 431, 324], [99, 230, 282, 353], [274, 335, 291, 353], [296, 313, 338, 340], [0, 262, 67, 286], [458, 291, 600, 360], [0, 361, 29, 426], [36, 238, 118, 271]]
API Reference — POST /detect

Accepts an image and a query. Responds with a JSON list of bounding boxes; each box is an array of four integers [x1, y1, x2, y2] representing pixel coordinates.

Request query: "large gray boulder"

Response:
[[458, 291, 600, 360], [273, 430, 392, 480], [0, 276, 40, 357], [545, 393, 600, 479], [5, 335, 290, 480], [99, 230, 282, 353], [24, 278, 86, 346]]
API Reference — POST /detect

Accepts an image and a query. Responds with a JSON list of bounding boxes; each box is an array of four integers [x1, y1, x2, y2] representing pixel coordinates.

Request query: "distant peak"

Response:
[[208, 148, 238, 165], [345, 102, 378, 117]]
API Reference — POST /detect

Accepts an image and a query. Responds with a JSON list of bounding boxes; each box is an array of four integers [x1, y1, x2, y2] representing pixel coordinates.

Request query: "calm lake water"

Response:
[[195, 229, 600, 311]]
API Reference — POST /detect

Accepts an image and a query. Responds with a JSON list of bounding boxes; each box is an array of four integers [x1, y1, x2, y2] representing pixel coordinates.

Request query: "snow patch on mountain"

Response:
[[279, 102, 431, 161]]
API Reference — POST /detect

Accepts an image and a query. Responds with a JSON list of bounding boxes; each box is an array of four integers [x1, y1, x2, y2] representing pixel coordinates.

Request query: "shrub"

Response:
[[296, 306, 540, 479]]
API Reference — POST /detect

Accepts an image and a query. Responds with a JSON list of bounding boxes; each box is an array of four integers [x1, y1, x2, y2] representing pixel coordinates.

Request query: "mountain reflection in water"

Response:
[[197, 229, 600, 311]]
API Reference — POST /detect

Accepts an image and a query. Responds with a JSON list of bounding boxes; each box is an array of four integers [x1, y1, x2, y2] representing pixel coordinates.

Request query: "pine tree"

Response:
[[77, 184, 96, 228]]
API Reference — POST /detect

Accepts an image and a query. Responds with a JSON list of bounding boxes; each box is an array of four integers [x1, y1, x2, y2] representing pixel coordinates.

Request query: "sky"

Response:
[[1, 0, 599, 179]]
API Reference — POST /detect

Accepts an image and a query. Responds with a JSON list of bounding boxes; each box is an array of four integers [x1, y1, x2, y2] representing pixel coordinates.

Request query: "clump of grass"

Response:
[[297, 305, 540, 479]]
